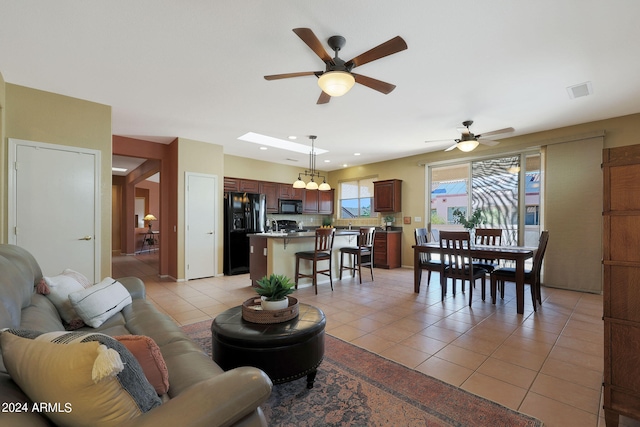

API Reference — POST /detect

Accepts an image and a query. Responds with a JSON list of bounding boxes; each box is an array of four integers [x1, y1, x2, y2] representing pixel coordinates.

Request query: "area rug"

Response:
[[181, 320, 543, 427]]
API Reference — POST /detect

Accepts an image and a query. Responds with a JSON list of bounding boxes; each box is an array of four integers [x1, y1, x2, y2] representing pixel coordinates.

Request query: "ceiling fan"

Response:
[[426, 120, 515, 152], [264, 28, 407, 104]]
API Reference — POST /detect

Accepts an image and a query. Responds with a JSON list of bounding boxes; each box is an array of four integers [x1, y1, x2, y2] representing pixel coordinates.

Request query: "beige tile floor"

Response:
[[113, 253, 640, 427]]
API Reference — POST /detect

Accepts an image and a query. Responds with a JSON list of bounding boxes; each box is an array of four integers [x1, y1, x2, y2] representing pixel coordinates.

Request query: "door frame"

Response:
[[7, 138, 102, 282], [184, 172, 219, 280]]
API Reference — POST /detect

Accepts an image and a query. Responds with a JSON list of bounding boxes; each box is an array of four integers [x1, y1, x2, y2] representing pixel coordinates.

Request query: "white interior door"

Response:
[[9, 139, 100, 281], [185, 172, 217, 280]]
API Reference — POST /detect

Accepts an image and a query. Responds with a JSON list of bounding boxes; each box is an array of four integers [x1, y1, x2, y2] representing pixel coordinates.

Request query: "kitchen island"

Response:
[[249, 230, 359, 288]]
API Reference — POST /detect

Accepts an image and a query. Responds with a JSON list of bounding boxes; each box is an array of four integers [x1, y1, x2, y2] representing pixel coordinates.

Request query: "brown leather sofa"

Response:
[[0, 244, 272, 426]]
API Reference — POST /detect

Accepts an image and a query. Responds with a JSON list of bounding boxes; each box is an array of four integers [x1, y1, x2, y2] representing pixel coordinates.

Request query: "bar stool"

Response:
[[295, 228, 336, 294], [339, 227, 376, 284]]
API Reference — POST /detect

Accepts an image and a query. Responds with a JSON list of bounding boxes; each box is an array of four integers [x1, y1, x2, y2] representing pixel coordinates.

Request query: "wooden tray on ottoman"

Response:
[[242, 296, 299, 324]]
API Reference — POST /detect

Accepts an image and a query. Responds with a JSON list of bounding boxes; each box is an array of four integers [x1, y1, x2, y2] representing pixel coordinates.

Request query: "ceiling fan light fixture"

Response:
[[318, 71, 355, 97], [457, 139, 479, 152]]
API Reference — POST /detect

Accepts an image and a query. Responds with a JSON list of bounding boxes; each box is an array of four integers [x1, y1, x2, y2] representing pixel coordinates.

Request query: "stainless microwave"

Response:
[[279, 199, 303, 214]]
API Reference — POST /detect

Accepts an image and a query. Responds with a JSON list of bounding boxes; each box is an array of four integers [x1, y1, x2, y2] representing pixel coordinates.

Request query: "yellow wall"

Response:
[[178, 137, 224, 279], [224, 154, 314, 183], [2, 84, 113, 278], [0, 72, 6, 244]]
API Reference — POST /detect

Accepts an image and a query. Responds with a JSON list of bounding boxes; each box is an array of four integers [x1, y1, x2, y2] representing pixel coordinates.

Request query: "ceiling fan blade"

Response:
[[264, 71, 319, 80], [345, 36, 408, 69], [478, 127, 515, 138], [352, 73, 396, 94], [479, 139, 500, 147], [444, 143, 458, 152], [292, 28, 334, 64], [317, 91, 331, 104]]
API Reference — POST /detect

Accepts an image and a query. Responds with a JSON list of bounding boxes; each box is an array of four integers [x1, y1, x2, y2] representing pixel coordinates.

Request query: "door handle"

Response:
[[79, 235, 92, 241], [207, 231, 214, 235]]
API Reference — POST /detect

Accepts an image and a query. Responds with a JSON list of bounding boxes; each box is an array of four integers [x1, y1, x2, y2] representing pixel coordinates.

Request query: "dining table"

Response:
[[412, 242, 535, 314]]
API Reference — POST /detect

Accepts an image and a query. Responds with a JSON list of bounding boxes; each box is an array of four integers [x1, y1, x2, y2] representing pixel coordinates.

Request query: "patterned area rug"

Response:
[[181, 320, 544, 427]]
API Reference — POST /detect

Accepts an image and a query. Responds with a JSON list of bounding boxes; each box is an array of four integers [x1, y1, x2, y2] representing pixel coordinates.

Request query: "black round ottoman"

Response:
[[211, 303, 325, 389]]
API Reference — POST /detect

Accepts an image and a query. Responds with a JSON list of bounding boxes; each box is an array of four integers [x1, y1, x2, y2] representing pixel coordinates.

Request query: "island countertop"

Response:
[[248, 230, 360, 287]]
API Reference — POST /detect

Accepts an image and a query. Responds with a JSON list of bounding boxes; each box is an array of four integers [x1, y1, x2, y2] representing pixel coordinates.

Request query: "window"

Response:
[[339, 178, 376, 218]]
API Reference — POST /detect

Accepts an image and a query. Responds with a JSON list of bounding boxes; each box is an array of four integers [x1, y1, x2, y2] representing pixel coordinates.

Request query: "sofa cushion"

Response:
[[43, 273, 85, 323], [115, 335, 170, 395], [69, 278, 132, 328], [1, 330, 162, 426]]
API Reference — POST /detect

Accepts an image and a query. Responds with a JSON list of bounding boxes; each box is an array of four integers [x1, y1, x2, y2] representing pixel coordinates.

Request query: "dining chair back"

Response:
[[439, 231, 488, 306], [473, 228, 503, 272], [339, 227, 376, 283], [490, 230, 549, 311], [295, 227, 336, 294], [414, 228, 443, 288]]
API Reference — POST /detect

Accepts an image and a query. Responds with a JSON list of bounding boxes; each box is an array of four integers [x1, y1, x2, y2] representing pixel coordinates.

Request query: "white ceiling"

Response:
[[2, 1, 640, 171]]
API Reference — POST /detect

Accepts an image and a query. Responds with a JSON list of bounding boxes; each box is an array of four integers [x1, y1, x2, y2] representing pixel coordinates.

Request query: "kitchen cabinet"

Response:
[[374, 179, 402, 212], [279, 183, 304, 200], [602, 145, 640, 427], [224, 177, 260, 193], [260, 181, 279, 213], [373, 230, 401, 269], [303, 189, 319, 213], [224, 177, 239, 192], [249, 235, 267, 287], [318, 189, 334, 214]]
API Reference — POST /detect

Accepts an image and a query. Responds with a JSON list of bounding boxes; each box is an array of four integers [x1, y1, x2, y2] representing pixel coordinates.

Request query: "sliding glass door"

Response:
[[428, 152, 541, 247]]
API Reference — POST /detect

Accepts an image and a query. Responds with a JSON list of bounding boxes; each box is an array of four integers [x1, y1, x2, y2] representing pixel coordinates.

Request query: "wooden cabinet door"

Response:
[[224, 177, 239, 192], [318, 189, 334, 214], [278, 183, 303, 200], [303, 189, 319, 213], [239, 179, 260, 193], [374, 179, 402, 212], [260, 181, 279, 213], [603, 145, 640, 426]]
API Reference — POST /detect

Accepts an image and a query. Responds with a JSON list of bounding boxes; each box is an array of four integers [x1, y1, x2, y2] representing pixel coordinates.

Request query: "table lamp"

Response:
[[143, 214, 157, 232]]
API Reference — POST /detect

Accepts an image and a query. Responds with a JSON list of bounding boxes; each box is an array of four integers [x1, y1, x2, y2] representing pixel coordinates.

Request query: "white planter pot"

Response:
[[261, 297, 289, 311]]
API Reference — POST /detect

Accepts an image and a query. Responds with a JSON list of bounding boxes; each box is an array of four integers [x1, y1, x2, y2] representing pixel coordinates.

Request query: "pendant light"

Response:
[[292, 135, 331, 191]]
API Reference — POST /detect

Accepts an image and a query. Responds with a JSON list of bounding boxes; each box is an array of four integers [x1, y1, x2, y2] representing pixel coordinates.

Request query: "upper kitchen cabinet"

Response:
[[260, 181, 279, 213], [373, 179, 402, 212], [318, 189, 334, 214], [303, 189, 334, 214], [224, 177, 260, 193], [278, 183, 304, 200]]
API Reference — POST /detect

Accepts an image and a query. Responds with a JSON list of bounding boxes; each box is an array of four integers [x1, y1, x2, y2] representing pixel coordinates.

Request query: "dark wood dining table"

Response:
[[412, 243, 535, 314]]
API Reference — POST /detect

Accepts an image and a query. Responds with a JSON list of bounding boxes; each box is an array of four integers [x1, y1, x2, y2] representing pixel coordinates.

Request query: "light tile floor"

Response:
[[113, 253, 640, 427]]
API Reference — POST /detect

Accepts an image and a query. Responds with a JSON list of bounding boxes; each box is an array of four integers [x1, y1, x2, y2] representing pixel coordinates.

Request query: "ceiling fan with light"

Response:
[[264, 28, 407, 104], [426, 120, 515, 152]]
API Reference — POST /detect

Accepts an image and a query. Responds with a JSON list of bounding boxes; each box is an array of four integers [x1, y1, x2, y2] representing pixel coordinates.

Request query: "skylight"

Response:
[[238, 132, 328, 155]]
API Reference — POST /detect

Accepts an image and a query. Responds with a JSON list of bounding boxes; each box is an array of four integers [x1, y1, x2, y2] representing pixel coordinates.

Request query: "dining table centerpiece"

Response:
[[255, 273, 295, 310]]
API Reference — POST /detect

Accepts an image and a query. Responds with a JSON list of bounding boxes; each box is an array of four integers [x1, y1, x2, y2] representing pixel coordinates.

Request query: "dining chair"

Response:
[[339, 227, 376, 284], [439, 231, 488, 306], [295, 227, 336, 294], [473, 228, 503, 273], [414, 228, 443, 288], [490, 230, 549, 311]]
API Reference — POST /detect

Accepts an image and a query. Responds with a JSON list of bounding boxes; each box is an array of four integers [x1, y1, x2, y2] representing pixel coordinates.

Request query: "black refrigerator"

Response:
[[223, 192, 266, 275]]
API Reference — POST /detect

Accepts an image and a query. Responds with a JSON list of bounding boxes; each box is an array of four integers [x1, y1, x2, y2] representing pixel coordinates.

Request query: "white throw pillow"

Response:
[[69, 277, 133, 328], [44, 274, 85, 323]]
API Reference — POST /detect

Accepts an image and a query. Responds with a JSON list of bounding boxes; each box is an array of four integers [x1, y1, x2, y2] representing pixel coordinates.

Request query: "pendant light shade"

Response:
[[317, 71, 355, 97], [293, 135, 331, 191]]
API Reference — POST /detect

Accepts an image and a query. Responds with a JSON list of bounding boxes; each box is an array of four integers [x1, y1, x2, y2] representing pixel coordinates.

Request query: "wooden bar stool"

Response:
[[339, 227, 376, 284], [295, 228, 336, 294]]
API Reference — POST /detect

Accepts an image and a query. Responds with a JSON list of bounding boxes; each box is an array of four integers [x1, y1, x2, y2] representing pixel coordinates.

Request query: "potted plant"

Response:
[[383, 215, 394, 230], [255, 274, 295, 310]]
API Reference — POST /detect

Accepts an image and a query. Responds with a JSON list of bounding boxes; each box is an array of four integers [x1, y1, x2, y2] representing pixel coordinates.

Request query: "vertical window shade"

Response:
[[472, 156, 520, 245]]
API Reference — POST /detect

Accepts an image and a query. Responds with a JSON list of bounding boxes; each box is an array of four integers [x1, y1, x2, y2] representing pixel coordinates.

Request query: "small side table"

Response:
[[141, 230, 159, 252], [211, 303, 325, 389]]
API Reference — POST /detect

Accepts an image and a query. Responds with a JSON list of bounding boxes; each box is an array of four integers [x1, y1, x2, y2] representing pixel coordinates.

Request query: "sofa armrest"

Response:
[[117, 276, 146, 300], [119, 367, 272, 427]]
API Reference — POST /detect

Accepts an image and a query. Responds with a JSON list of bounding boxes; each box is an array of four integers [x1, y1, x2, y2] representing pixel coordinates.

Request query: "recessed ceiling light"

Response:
[[324, 159, 331, 163], [112, 167, 127, 172], [288, 136, 297, 140], [259, 146, 268, 150], [238, 132, 328, 154], [342, 164, 348, 168], [354, 153, 361, 156]]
